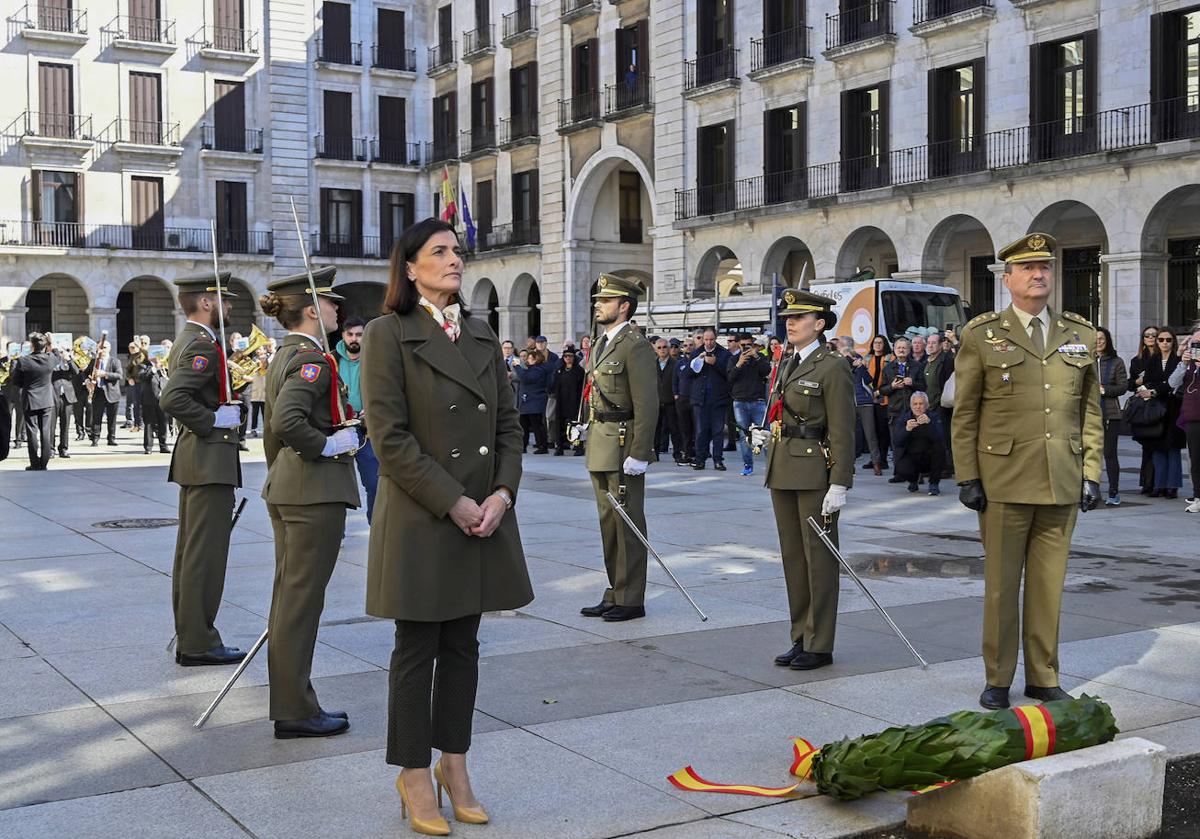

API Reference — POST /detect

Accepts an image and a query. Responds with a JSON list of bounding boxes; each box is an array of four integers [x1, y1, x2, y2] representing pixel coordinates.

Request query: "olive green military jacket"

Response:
[[261, 334, 360, 508], [764, 345, 856, 491], [951, 306, 1103, 505], [584, 325, 659, 472], [361, 308, 533, 622], [160, 322, 241, 487]]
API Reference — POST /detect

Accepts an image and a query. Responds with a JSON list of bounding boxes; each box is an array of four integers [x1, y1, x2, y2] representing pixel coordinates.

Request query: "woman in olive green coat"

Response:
[[361, 218, 532, 835]]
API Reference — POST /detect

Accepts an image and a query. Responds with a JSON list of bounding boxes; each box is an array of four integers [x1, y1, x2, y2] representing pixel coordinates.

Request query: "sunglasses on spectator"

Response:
[[1157, 337, 1175, 343], [1143, 333, 1157, 338]]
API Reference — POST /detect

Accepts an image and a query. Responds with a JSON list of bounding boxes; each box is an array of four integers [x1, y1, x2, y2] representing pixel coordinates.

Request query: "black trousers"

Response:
[[143, 403, 168, 451], [55, 398, 72, 453], [1103, 419, 1122, 494], [90, 395, 117, 443], [896, 438, 946, 483], [251, 401, 265, 434], [24, 407, 53, 468], [73, 399, 86, 435], [12, 399, 24, 442], [655, 401, 681, 457], [675, 398, 695, 461], [520, 413, 547, 451], [387, 614, 482, 768], [0, 394, 9, 460], [1185, 421, 1200, 500]]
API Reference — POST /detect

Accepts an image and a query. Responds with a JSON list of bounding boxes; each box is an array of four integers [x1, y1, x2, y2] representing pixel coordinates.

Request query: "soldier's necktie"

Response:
[[593, 334, 608, 360], [1030, 317, 1045, 357]]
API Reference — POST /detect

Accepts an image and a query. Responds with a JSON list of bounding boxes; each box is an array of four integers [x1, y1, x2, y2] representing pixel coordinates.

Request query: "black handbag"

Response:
[[1122, 395, 1166, 442]]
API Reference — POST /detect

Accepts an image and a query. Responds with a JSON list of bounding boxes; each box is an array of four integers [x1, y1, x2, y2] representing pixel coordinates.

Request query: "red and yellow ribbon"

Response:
[[1013, 704, 1057, 760], [667, 738, 818, 799]]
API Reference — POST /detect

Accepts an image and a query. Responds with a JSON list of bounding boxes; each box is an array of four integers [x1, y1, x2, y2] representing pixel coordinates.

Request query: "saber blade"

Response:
[[605, 492, 707, 622], [193, 628, 268, 729]]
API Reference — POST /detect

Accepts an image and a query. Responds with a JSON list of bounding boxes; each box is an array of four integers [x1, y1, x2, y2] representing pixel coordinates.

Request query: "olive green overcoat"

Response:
[[361, 308, 533, 622]]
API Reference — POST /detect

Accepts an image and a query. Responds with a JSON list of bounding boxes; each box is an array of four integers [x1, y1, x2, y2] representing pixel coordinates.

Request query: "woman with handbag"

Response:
[[1168, 325, 1200, 511], [1095, 327, 1128, 505], [361, 218, 534, 835], [1129, 325, 1160, 493], [1133, 327, 1184, 498]]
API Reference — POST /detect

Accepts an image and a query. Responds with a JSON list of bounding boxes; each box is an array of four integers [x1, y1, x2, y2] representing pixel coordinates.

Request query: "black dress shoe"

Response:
[[107, 440, 118, 446], [692, 463, 706, 471], [59, 452, 70, 458], [91, 440, 99, 447], [602, 605, 646, 622], [143, 449, 153, 455], [175, 645, 247, 666], [714, 462, 727, 471], [1024, 685, 1072, 703], [888, 475, 904, 483], [274, 712, 350, 739], [580, 601, 615, 617], [979, 685, 1011, 709], [321, 708, 349, 720], [237, 443, 250, 452], [774, 641, 805, 666], [789, 651, 833, 670], [160, 446, 170, 453]]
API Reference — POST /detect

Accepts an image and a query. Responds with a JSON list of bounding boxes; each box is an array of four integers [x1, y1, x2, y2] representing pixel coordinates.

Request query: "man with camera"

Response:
[[727, 333, 771, 476], [687, 328, 733, 470]]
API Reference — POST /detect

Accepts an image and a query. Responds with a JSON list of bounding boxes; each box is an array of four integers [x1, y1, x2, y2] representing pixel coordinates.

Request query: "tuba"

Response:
[[72, 335, 97, 369], [228, 324, 271, 391]]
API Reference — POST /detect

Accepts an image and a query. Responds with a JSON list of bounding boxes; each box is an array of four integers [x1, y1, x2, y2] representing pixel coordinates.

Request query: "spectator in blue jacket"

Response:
[[673, 338, 696, 465], [840, 336, 883, 476], [336, 318, 377, 521], [513, 348, 553, 453], [893, 391, 946, 496], [687, 327, 733, 470]]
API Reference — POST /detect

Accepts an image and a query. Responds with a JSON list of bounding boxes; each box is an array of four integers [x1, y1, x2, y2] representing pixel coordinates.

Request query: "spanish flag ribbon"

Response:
[[666, 738, 817, 799], [1013, 704, 1057, 760]]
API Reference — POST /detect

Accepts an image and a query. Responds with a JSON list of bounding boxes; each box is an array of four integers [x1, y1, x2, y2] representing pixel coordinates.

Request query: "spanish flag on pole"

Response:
[[440, 166, 457, 224]]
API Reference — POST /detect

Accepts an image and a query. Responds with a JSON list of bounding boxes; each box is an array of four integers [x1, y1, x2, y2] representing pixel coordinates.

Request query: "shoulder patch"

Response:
[[299, 363, 321, 382], [1062, 311, 1093, 328], [967, 311, 1000, 327], [192, 356, 208, 372]]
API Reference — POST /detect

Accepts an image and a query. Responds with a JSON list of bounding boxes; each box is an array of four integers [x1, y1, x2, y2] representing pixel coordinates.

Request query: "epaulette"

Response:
[[1062, 311, 1093, 328], [966, 311, 1000, 328]]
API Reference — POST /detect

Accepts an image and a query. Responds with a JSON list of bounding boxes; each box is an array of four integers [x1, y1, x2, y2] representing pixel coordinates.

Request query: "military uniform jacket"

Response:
[[261, 334, 360, 508], [360, 309, 533, 622], [160, 322, 242, 488], [584, 325, 659, 472], [950, 306, 1103, 505], [764, 345, 856, 491]]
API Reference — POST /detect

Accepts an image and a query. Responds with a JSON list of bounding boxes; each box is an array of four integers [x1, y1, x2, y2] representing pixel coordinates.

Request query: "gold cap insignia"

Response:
[[1028, 234, 1046, 251], [598, 277, 609, 288], [783, 290, 797, 305]]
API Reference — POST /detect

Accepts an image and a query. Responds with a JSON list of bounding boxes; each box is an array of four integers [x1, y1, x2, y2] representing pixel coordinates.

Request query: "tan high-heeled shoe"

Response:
[[396, 771, 450, 836], [434, 760, 489, 825]]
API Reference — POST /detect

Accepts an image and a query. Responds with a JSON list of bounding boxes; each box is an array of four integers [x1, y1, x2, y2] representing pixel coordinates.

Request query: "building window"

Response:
[[764, 103, 806, 203], [377, 95, 407, 163], [1152, 7, 1200, 141], [213, 0, 246, 50], [571, 39, 599, 119], [471, 78, 494, 133], [380, 192, 414, 256], [509, 62, 538, 135], [969, 255, 994, 313], [129, 71, 163, 144], [1168, 238, 1200, 328], [213, 80, 246, 151], [131, 175, 164, 249], [216, 181, 249, 253], [25, 289, 53, 333], [840, 82, 889, 190], [320, 1, 353, 64], [512, 170, 539, 242], [433, 92, 457, 158], [37, 62, 74, 138], [33, 170, 79, 224], [437, 5, 453, 51], [618, 172, 643, 244], [376, 8, 407, 69], [1030, 31, 1097, 160], [1060, 246, 1102, 326], [929, 59, 985, 176], [697, 120, 735, 214], [321, 90, 356, 159], [319, 188, 363, 257]]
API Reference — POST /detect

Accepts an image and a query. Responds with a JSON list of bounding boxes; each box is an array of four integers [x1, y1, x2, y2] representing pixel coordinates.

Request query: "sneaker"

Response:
[[741, 465, 753, 476], [1186, 498, 1200, 513], [1106, 494, 1122, 507], [928, 484, 941, 496]]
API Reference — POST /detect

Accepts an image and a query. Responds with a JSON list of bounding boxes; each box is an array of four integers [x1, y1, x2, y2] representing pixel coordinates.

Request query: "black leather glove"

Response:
[[958, 479, 987, 512], [1080, 480, 1101, 513]]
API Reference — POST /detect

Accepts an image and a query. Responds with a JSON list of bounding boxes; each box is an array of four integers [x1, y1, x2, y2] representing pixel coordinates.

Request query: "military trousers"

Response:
[[590, 471, 648, 607], [172, 483, 234, 654], [770, 489, 840, 653], [979, 501, 1077, 689], [266, 501, 346, 720]]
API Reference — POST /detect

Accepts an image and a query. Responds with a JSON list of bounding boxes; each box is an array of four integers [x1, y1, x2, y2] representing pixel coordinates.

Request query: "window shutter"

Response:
[[840, 88, 854, 160], [878, 81, 890, 159], [799, 101, 808, 169], [1082, 30, 1098, 117], [972, 57, 986, 137], [1029, 43, 1043, 124], [724, 119, 737, 182], [352, 191, 363, 240], [74, 172, 83, 224], [449, 91, 458, 137], [589, 38, 599, 93], [528, 62, 538, 119], [927, 68, 940, 145], [637, 20, 650, 74], [31, 171, 42, 222], [320, 188, 330, 236], [216, 181, 228, 235]]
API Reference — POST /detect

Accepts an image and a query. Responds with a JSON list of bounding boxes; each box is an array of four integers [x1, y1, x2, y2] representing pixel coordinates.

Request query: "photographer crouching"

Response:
[[893, 391, 947, 496]]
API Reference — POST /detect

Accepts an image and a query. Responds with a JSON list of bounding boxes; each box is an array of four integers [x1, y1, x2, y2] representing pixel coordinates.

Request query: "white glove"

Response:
[[821, 484, 849, 517], [750, 427, 771, 450], [213, 405, 241, 428], [321, 428, 359, 457], [622, 456, 649, 476]]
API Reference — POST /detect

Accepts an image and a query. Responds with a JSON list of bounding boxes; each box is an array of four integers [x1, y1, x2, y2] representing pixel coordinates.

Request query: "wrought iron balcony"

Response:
[[684, 48, 739, 92], [201, 124, 264, 153], [825, 1, 895, 51], [316, 38, 362, 65], [425, 138, 460, 165], [190, 25, 258, 54], [461, 126, 498, 158], [499, 114, 539, 147], [462, 25, 495, 60], [476, 220, 539, 253], [315, 134, 368, 161], [557, 92, 601, 132], [101, 118, 182, 146], [604, 76, 653, 119], [913, 0, 993, 26], [560, 0, 600, 23], [750, 26, 812, 73], [428, 42, 456, 75], [372, 45, 416, 71], [372, 139, 422, 166], [502, 2, 536, 44], [0, 221, 272, 254], [4, 111, 93, 141], [18, 3, 87, 34], [311, 233, 389, 259], [105, 14, 174, 44]]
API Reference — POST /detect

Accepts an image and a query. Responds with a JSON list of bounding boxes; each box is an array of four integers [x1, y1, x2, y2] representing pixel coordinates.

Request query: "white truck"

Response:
[[815, 279, 968, 354]]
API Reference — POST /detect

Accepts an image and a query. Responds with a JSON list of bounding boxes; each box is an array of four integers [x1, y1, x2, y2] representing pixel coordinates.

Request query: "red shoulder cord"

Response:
[[322, 351, 355, 424], [766, 345, 784, 424]]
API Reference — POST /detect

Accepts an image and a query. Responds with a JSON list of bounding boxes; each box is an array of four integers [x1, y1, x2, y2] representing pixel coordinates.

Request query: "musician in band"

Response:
[[259, 268, 360, 739], [139, 349, 170, 455], [83, 342, 122, 446], [11, 332, 56, 470], [51, 342, 80, 458], [159, 271, 246, 667]]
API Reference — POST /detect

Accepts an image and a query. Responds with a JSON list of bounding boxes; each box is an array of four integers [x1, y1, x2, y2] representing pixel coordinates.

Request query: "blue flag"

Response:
[[459, 180, 476, 251]]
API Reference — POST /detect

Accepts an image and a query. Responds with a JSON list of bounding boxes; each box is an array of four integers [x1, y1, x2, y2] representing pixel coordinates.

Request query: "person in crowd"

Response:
[[50, 341, 80, 459], [139, 349, 170, 455], [894, 392, 947, 495], [534, 335, 559, 369], [867, 334, 893, 469], [513, 348, 552, 453], [923, 331, 956, 474], [84, 343, 123, 447], [1170, 324, 1200, 512], [943, 323, 960, 353], [159, 338, 176, 440], [844, 338, 882, 475], [910, 333, 928, 370], [1134, 327, 1185, 498], [361, 218, 532, 835], [1129, 325, 1160, 494], [688, 327, 733, 470], [226, 332, 251, 453], [11, 332, 56, 470], [727, 333, 771, 476], [552, 346, 585, 456], [0, 339, 9, 461], [653, 337, 682, 463], [1095, 327, 1129, 505], [579, 334, 592, 366], [673, 337, 696, 466], [880, 336, 924, 482], [9, 348, 25, 449], [501, 340, 517, 372], [248, 346, 269, 438], [125, 340, 144, 433], [336, 317, 378, 522]]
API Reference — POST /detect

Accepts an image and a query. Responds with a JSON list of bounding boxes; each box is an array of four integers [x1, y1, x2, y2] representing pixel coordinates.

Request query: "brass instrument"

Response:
[[72, 335, 97, 370], [0, 358, 10, 388], [228, 324, 271, 391], [86, 331, 109, 403]]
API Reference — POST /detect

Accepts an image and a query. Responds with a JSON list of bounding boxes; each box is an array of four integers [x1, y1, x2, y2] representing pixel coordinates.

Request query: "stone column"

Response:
[[1101, 251, 1168, 361], [0, 305, 29, 345], [562, 241, 594, 342], [990, 262, 1010, 313], [88, 307, 119, 341], [498, 305, 531, 343]]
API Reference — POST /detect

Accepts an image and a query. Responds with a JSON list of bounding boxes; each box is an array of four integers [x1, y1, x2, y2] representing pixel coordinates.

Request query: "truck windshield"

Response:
[[881, 291, 967, 337]]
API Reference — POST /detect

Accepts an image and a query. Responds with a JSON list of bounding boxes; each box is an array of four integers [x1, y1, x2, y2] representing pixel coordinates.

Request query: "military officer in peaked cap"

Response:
[[579, 273, 659, 622], [952, 232, 1103, 710], [761, 289, 855, 671], [160, 271, 246, 666], [259, 267, 360, 738]]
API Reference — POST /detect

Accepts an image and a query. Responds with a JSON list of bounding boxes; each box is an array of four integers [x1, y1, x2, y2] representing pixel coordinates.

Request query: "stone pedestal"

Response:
[[87, 307, 120, 343], [0, 305, 29, 345], [906, 737, 1166, 839], [1101, 252, 1168, 362]]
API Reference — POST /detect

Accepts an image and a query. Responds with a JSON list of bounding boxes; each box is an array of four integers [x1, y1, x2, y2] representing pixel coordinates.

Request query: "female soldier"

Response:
[[362, 219, 533, 836], [259, 268, 361, 739]]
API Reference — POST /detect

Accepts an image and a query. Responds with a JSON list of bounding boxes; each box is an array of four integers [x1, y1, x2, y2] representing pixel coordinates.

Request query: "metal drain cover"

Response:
[[93, 518, 179, 530]]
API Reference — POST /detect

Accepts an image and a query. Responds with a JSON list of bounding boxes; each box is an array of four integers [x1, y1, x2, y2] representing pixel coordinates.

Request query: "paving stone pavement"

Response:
[[1, 436, 1198, 837]]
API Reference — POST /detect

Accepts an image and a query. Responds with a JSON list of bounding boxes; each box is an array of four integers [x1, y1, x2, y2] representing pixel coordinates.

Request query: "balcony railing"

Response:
[[425, 138, 460, 165], [557, 91, 600, 130], [372, 139, 422, 165], [560, 0, 600, 20], [0, 221, 272, 254], [20, 3, 87, 34], [751, 26, 812, 72], [674, 98, 1176, 221], [684, 47, 738, 91], [201, 124, 263, 153], [913, 0, 992, 25], [315, 134, 368, 161], [461, 126, 498, 155], [477, 220, 539, 252], [604, 76, 653, 117], [372, 44, 416, 71], [463, 25, 495, 58], [825, 1, 895, 50], [102, 118, 182, 146], [4, 111, 93, 141], [428, 42, 456, 73], [316, 38, 362, 65], [502, 3, 536, 42], [311, 233, 387, 260], [107, 14, 174, 43], [191, 25, 258, 53], [499, 114, 539, 145]]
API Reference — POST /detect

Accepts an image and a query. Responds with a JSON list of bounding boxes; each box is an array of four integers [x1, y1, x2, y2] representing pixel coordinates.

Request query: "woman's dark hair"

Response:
[[817, 310, 838, 335], [1155, 326, 1177, 356], [383, 218, 470, 317], [1138, 324, 1159, 360], [259, 292, 310, 330], [871, 334, 892, 355], [1096, 326, 1117, 359]]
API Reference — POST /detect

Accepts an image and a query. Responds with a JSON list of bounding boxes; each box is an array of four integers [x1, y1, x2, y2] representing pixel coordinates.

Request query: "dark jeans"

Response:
[[693, 401, 728, 465], [896, 437, 946, 483], [520, 413, 547, 451], [251, 401, 265, 434], [655, 401, 681, 458], [143, 403, 168, 451], [675, 398, 695, 461], [128, 384, 142, 426], [355, 430, 379, 523], [90, 395, 118, 443], [387, 614, 482, 768], [873, 403, 892, 466], [1186, 421, 1200, 499], [1103, 418, 1122, 494]]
